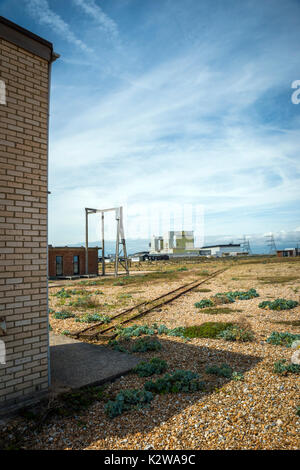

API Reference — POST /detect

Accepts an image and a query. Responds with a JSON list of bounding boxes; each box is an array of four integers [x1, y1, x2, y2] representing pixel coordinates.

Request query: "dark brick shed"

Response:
[[48, 246, 99, 278]]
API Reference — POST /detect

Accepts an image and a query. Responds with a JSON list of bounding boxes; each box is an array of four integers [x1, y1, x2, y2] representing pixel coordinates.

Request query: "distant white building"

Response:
[[150, 230, 199, 255], [199, 243, 244, 257]]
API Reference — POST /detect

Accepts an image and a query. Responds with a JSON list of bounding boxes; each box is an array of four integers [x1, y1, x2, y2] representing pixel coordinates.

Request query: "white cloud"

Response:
[[72, 0, 119, 39], [26, 0, 92, 52]]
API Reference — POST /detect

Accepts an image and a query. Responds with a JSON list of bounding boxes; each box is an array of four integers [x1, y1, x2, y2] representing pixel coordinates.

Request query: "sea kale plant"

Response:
[[133, 357, 168, 377], [273, 359, 300, 375], [144, 370, 205, 394], [205, 363, 233, 378], [266, 332, 300, 347], [104, 389, 153, 418], [259, 299, 299, 311]]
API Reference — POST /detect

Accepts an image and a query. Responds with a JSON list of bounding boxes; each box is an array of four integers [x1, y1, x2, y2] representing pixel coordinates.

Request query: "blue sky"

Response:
[[1, 0, 300, 248]]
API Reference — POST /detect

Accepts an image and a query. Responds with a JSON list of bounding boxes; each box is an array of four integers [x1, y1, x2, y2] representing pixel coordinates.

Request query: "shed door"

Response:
[[73, 255, 79, 275], [56, 256, 63, 276]]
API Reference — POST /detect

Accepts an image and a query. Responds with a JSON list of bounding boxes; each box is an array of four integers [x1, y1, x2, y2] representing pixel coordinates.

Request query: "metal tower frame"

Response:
[[239, 235, 252, 254], [265, 233, 277, 254], [85, 206, 129, 277]]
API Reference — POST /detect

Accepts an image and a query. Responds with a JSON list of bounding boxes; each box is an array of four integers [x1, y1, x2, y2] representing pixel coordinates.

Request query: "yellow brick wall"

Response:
[[0, 37, 50, 409]]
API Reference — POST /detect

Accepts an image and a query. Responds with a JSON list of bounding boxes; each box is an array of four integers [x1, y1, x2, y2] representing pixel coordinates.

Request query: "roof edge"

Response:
[[0, 16, 58, 62]]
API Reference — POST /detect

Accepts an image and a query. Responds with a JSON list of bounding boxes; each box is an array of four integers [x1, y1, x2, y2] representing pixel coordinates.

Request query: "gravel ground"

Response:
[[1, 259, 299, 450]]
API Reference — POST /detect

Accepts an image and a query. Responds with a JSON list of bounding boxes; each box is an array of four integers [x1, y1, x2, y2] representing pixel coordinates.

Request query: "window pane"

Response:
[[73, 255, 79, 275], [56, 256, 63, 276]]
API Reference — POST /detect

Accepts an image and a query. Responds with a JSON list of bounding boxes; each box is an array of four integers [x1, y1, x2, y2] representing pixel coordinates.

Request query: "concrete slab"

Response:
[[50, 332, 140, 391]]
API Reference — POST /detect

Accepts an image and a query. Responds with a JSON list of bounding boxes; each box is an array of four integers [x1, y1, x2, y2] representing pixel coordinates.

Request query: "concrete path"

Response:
[[50, 332, 140, 392]]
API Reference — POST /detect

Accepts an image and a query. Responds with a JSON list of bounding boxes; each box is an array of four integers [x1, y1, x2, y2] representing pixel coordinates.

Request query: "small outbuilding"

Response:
[[48, 246, 99, 279], [276, 248, 300, 258]]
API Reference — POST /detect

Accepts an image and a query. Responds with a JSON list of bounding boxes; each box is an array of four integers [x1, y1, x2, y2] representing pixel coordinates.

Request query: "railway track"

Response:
[[73, 267, 228, 341]]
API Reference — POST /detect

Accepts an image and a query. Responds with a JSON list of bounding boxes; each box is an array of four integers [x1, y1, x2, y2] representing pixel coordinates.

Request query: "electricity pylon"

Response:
[[265, 233, 277, 254], [239, 235, 252, 254]]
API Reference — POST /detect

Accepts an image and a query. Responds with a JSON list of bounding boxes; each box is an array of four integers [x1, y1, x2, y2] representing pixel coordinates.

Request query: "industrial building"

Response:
[[48, 246, 99, 279], [150, 231, 200, 255], [199, 243, 245, 257]]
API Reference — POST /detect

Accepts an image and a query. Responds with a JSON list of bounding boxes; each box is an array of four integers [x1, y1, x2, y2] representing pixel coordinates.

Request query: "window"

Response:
[[56, 256, 63, 276], [73, 255, 79, 275]]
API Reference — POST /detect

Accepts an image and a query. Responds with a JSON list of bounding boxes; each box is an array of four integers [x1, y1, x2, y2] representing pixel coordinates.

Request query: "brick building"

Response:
[[48, 246, 99, 278], [0, 17, 58, 413], [276, 248, 300, 258]]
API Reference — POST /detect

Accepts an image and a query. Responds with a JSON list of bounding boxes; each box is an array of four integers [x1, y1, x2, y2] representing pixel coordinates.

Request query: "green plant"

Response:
[[75, 313, 111, 323], [61, 330, 71, 335], [52, 288, 71, 299], [105, 389, 153, 418], [214, 288, 259, 303], [194, 299, 214, 308], [296, 406, 300, 416], [68, 295, 98, 309], [266, 331, 300, 347], [116, 324, 156, 339], [53, 311, 75, 320], [108, 339, 129, 353], [144, 370, 205, 394], [131, 336, 162, 352], [56, 386, 105, 416], [182, 322, 234, 339], [133, 357, 167, 377], [195, 289, 259, 309], [273, 359, 300, 375], [205, 363, 233, 378], [231, 371, 244, 381], [271, 320, 300, 327], [115, 323, 187, 340], [217, 324, 254, 342], [201, 307, 242, 315], [259, 298, 298, 310], [155, 324, 186, 339]]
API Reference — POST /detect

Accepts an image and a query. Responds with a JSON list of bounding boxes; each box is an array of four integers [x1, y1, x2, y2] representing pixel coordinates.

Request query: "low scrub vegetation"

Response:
[[144, 370, 205, 394], [266, 331, 300, 347], [195, 289, 259, 309], [217, 324, 254, 342], [273, 359, 300, 375], [75, 313, 111, 323], [258, 276, 298, 284], [201, 307, 243, 315], [133, 357, 168, 377], [131, 336, 162, 353], [205, 363, 233, 378], [68, 295, 98, 309], [259, 298, 299, 311], [105, 389, 153, 419], [182, 322, 234, 339], [52, 311, 75, 320]]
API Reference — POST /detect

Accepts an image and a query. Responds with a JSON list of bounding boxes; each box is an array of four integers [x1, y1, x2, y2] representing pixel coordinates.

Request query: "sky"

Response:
[[1, 0, 300, 250]]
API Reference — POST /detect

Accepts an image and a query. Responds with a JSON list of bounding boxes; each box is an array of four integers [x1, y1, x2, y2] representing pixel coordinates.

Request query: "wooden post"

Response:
[[120, 206, 129, 275], [85, 208, 89, 275], [101, 211, 105, 276], [115, 208, 120, 277]]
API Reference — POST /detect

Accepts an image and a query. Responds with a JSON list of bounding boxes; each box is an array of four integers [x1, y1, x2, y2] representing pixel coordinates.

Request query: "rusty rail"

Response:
[[72, 267, 228, 341]]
